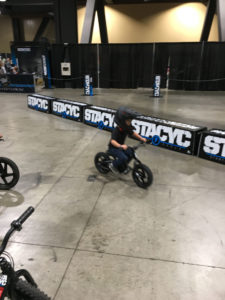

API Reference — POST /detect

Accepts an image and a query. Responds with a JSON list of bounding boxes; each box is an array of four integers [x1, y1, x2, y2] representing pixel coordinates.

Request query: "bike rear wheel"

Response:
[[15, 279, 51, 300], [0, 157, 20, 190], [94, 152, 110, 174], [132, 164, 153, 189]]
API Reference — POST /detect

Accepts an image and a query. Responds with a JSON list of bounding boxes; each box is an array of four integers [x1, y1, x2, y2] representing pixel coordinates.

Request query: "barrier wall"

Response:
[[84, 106, 116, 131], [133, 116, 205, 155], [198, 129, 225, 165], [27, 94, 55, 113], [27, 94, 225, 165], [52, 98, 88, 122]]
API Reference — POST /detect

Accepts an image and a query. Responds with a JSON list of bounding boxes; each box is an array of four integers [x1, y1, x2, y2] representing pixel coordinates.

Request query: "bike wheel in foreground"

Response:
[[94, 152, 110, 174], [15, 279, 51, 300], [0, 157, 20, 190], [132, 164, 153, 188]]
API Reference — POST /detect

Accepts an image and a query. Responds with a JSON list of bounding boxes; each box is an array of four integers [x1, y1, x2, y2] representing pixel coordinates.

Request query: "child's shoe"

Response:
[[123, 166, 131, 175]]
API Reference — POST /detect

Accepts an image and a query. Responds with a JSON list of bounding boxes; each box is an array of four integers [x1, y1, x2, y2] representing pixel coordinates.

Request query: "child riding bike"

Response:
[[108, 106, 146, 174]]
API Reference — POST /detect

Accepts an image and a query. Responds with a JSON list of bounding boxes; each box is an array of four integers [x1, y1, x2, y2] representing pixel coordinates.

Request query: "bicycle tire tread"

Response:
[[15, 279, 51, 300]]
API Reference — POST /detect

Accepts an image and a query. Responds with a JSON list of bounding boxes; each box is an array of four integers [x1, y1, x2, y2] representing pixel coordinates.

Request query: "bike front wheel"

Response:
[[132, 164, 153, 189], [0, 157, 20, 190], [15, 279, 51, 300]]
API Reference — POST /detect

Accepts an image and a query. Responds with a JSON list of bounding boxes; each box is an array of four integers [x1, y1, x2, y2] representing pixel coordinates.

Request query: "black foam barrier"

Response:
[[28, 94, 224, 163], [83, 105, 116, 131], [133, 116, 206, 155], [52, 98, 88, 122], [198, 129, 225, 164], [27, 94, 55, 113], [83, 105, 206, 155]]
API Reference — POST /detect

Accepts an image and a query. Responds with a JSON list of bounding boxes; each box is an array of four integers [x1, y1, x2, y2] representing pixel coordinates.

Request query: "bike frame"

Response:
[[0, 207, 35, 300], [108, 141, 148, 170]]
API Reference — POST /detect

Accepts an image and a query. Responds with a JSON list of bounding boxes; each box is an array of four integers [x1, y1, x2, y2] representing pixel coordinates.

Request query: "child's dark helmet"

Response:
[[114, 106, 139, 130]]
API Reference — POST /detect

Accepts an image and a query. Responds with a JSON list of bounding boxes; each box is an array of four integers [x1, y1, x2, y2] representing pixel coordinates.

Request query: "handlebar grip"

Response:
[[16, 207, 35, 225]]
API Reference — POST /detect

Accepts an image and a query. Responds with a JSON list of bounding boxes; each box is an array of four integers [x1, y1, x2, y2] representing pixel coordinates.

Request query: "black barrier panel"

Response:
[[28, 93, 210, 157], [52, 99, 88, 122], [83, 105, 205, 155], [0, 74, 35, 93], [83, 106, 116, 132], [133, 116, 206, 155], [198, 129, 225, 164], [27, 94, 55, 113]]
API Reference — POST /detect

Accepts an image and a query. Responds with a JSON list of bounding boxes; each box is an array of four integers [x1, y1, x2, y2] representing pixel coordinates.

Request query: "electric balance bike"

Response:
[[94, 141, 153, 189], [0, 207, 51, 300], [0, 138, 20, 190]]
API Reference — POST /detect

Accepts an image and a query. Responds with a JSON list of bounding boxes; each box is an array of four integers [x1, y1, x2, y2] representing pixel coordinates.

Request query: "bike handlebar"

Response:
[[132, 140, 151, 150], [0, 207, 35, 255], [15, 206, 34, 226]]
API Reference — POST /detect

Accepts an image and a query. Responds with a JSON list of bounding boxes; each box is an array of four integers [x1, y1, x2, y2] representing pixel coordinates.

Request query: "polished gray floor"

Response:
[[0, 88, 225, 300]]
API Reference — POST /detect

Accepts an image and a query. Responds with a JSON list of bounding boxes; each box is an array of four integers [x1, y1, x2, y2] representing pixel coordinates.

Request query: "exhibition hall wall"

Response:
[[0, 3, 219, 53]]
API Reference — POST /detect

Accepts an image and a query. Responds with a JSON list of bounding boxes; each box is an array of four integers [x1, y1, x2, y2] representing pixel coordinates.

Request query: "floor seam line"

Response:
[[76, 248, 225, 271]]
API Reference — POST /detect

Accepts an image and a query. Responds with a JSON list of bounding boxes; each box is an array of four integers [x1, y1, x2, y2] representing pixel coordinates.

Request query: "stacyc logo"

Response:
[[85, 109, 115, 129], [28, 96, 48, 111], [132, 120, 192, 149], [203, 135, 225, 159], [53, 101, 80, 119]]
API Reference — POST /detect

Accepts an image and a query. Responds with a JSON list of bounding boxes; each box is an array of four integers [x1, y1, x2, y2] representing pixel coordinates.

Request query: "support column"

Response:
[[217, 0, 225, 41], [12, 18, 25, 42], [200, 0, 216, 41], [96, 0, 108, 44], [80, 0, 96, 43], [54, 0, 78, 44], [81, 0, 108, 44], [33, 17, 50, 42]]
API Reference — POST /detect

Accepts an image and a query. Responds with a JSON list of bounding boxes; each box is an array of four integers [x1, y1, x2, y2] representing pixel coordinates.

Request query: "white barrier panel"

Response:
[[27, 94, 55, 113], [198, 129, 225, 164], [133, 115, 206, 155], [83, 105, 206, 155], [52, 99, 88, 122], [28, 95, 213, 157], [83, 106, 116, 131]]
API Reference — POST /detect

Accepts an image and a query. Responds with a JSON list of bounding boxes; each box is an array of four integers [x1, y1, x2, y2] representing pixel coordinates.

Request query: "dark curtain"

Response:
[[69, 44, 97, 88], [51, 42, 225, 91], [51, 44, 65, 87], [168, 43, 202, 90], [199, 42, 225, 91], [153, 43, 170, 88], [99, 43, 154, 88], [51, 44, 97, 88], [99, 44, 137, 88], [135, 44, 154, 88]]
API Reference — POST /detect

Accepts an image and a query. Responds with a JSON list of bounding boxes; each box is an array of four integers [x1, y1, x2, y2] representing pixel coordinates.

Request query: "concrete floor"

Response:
[[0, 88, 225, 300]]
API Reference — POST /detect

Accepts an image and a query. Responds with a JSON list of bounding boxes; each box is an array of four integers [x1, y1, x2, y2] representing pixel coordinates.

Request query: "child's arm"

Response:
[[110, 139, 122, 148], [132, 131, 146, 143], [110, 139, 128, 150]]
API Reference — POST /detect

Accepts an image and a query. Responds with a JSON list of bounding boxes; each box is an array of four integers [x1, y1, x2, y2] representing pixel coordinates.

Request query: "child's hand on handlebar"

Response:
[[121, 144, 128, 150], [140, 137, 147, 143]]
